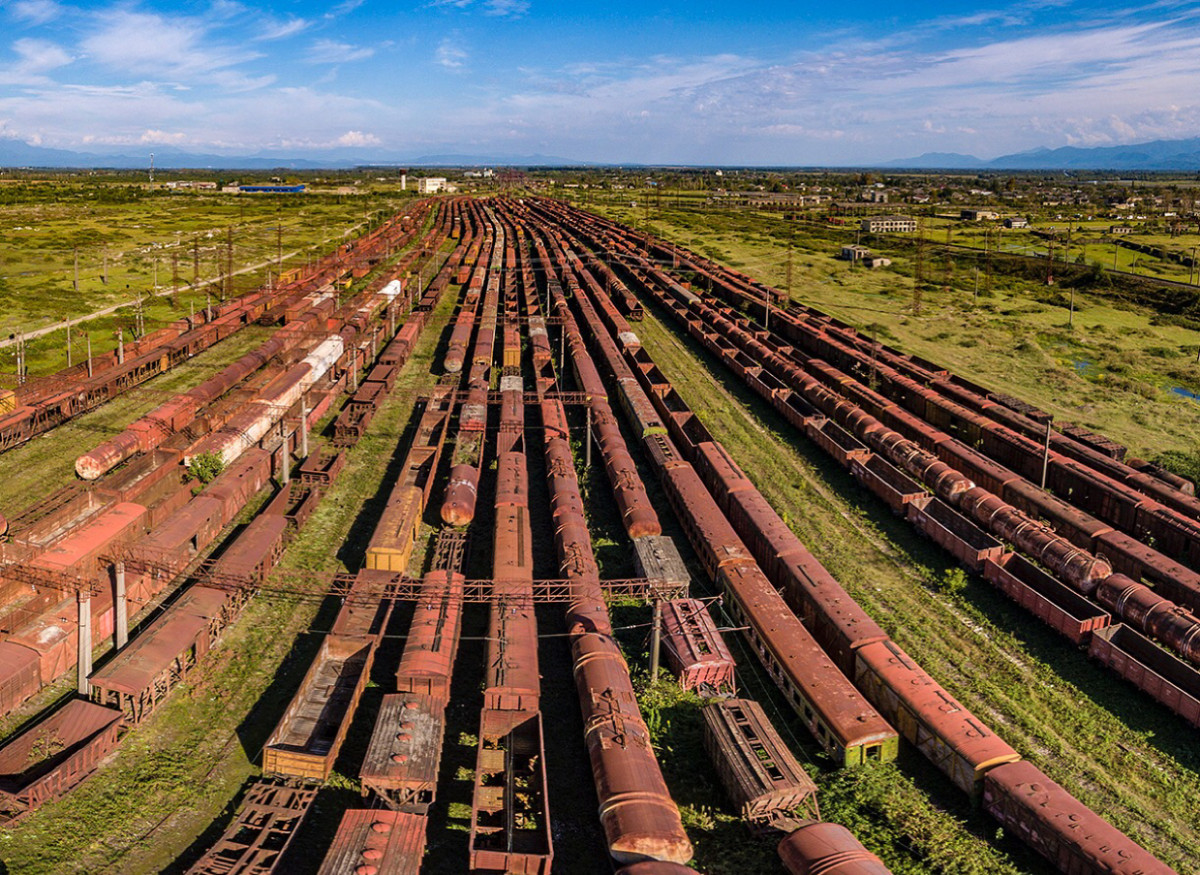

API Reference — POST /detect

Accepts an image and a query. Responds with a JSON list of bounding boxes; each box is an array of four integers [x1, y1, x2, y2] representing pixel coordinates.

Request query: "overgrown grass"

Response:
[[586, 195, 1200, 458]]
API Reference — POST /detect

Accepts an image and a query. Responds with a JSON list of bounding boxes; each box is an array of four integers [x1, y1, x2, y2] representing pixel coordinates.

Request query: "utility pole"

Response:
[[913, 217, 925, 316], [785, 234, 794, 300], [224, 226, 233, 300], [984, 228, 993, 296], [1040, 420, 1052, 489], [193, 237, 200, 287], [943, 225, 953, 296], [66, 318, 72, 367]]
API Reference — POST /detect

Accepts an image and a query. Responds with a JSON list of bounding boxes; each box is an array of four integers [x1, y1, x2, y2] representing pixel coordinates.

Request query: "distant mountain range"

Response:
[[0, 138, 587, 170], [4, 134, 1200, 171], [881, 137, 1200, 171]]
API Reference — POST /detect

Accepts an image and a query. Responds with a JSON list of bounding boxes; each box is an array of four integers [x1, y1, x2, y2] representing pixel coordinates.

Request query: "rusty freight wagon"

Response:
[[360, 693, 446, 813], [186, 778, 316, 875], [1089, 624, 1200, 729], [0, 700, 122, 820], [263, 634, 375, 781], [316, 809, 428, 875], [469, 709, 553, 875], [660, 599, 736, 694], [702, 698, 819, 831]]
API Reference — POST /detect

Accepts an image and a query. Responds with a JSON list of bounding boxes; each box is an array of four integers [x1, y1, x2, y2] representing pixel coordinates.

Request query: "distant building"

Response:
[[1004, 217, 1029, 229], [417, 177, 447, 194], [841, 245, 870, 262], [861, 215, 917, 234], [863, 256, 892, 269], [164, 180, 218, 190], [961, 208, 999, 221], [1109, 225, 1134, 235], [238, 184, 305, 193]]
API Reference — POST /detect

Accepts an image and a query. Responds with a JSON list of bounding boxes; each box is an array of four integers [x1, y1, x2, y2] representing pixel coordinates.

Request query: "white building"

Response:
[[417, 177, 447, 194]]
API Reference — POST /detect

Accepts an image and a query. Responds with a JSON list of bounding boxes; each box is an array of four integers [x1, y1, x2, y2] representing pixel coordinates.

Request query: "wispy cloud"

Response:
[[307, 39, 375, 64], [80, 10, 263, 83], [436, 36, 468, 69], [0, 36, 72, 85], [7, 0, 60, 25], [256, 17, 311, 41], [484, 0, 530, 16], [427, 0, 529, 17], [328, 0, 366, 16]]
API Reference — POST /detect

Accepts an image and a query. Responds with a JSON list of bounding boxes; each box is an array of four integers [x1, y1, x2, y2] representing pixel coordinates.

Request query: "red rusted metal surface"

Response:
[[659, 599, 736, 693], [317, 809, 427, 875], [777, 822, 892, 875], [983, 761, 1175, 875], [360, 693, 445, 814], [0, 699, 122, 818]]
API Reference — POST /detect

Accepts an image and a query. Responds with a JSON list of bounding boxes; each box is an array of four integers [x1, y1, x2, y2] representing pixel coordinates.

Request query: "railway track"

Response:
[[0, 196, 1191, 873]]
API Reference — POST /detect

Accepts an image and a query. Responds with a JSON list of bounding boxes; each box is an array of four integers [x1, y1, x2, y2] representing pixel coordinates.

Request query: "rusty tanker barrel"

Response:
[[440, 465, 480, 526], [959, 487, 1112, 592], [1095, 573, 1200, 666], [778, 822, 892, 875], [573, 631, 694, 865]]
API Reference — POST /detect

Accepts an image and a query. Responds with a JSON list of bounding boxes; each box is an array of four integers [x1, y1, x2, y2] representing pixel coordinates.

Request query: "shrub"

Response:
[[189, 451, 225, 484]]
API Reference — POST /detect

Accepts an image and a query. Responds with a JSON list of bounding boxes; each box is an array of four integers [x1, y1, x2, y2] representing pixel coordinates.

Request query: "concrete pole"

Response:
[[649, 598, 662, 679], [117, 328, 124, 364], [585, 405, 593, 468], [300, 398, 309, 457], [86, 334, 93, 378], [1041, 420, 1052, 490], [280, 442, 290, 485], [114, 562, 128, 649], [77, 591, 92, 696]]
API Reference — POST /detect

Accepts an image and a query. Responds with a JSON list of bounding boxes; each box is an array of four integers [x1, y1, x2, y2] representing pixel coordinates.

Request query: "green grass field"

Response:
[[583, 193, 1200, 461], [0, 180, 415, 375]]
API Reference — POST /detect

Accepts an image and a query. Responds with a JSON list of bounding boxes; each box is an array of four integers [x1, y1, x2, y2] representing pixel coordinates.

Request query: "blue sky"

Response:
[[2, 0, 1200, 164]]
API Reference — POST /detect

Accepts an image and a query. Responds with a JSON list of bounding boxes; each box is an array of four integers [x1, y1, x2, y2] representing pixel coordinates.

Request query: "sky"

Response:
[[2, 0, 1200, 165]]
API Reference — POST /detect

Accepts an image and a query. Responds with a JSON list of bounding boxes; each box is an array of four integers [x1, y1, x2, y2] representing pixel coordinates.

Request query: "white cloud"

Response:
[[256, 17, 311, 41], [307, 39, 375, 64], [79, 10, 265, 87], [13, 37, 71, 72], [140, 128, 186, 144], [336, 130, 380, 146], [8, 0, 60, 25], [436, 37, 468, 69], [426, 0, 528, 17], [328, 0, 366, 16], [0, 36, 72, 85], [485, 0, 530, 16]]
